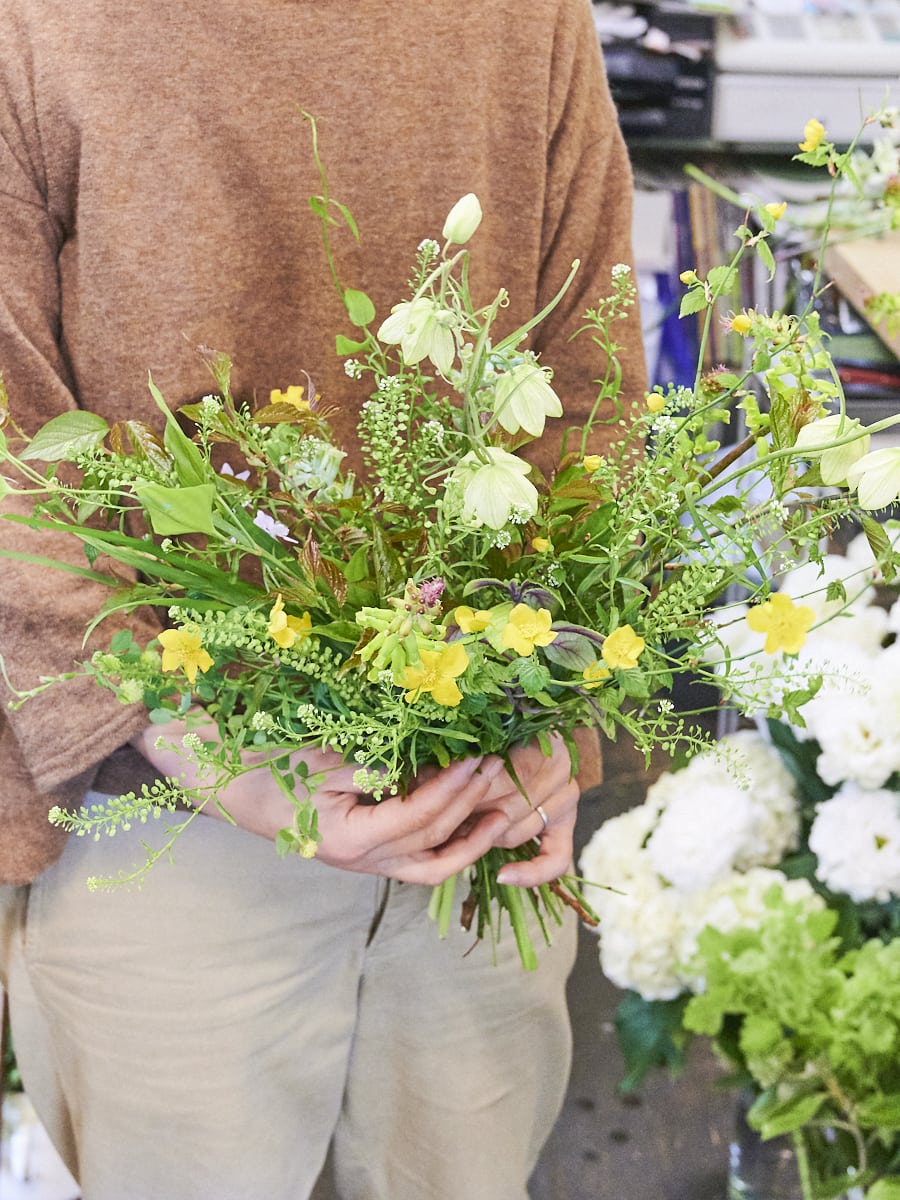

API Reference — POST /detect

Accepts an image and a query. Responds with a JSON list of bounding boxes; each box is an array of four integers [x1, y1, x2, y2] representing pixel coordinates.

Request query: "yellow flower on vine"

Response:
[[731, 312, 753, 335], [454, 606, 494, 634], [764, 201, 787, 221], [601, 625, 645, 671], [402, 642, 470, 707], [799, 118, 826, 153], [746, 592, 815, 655], [500, 604, 557, 656], [270, 385, 310, 411], [647, 393, 666, 413], [268, 595, 312, 649], [582, 454, 603, 473], [582, 661, 611, 689], [532, 537, 551, 553], [158, 626, 214, 684]]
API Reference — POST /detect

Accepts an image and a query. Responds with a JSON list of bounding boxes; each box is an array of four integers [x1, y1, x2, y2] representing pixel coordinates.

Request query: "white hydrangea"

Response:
[[803, 641, 900, 789], [677, 869, 824, 987], [643, 732, 799, 890], [809, 784, 900, 902]]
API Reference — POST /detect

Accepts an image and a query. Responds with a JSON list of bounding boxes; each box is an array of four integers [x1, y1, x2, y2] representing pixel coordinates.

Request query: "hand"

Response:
[[131, 721, 509, 886], [480, 734, 580, 888]]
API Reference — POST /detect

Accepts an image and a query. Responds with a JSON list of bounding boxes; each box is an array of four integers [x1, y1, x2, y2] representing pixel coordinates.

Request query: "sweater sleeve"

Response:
[[531, 0, 647, 466], [0, 33, 159, 795]]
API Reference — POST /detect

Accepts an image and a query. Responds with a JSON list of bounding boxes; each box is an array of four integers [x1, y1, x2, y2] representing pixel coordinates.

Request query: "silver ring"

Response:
[[535, 804, 549, 834]]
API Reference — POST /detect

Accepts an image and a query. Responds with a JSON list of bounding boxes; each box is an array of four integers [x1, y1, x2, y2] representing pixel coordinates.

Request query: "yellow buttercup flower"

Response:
[[158, 626, 214, 684], [647, 393, 666, 414], [582, 455, 603, 473], [764, 201, 787, 221], [532, 537, 551, 553], [601, 625, 645, 671], [679, 269, 697, 284], [582, 661, 611, 689], [746, 592, 815, 655], [731, 313, 753, 335], [454, 605, 494, 634], [402, 642, 470, 707], [267, 595, 312, 649], [270, 385, 310, 411], [500, 604, 557, 656], [799, 118, 826, 153]]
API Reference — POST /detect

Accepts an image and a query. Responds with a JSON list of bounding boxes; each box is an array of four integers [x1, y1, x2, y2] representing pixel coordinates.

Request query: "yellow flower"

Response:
[[764, 201, 787, 221], [270, 385, 310, 411], [799, 118, 826, 153], [532, 537, 551, 553], [582, 455, 603, 472], [267, 595, 312, 649], [500, 604, 557, 656], [454, 605, 494, 633], [731, 313, 753, 335], [158, 626, 214, 684], [402, 642, 470, 707], [647, 393, 666, 414], [679, 269, 697, 284], [746, 592, 815, 655], [601, 625, 645, 671], [582, 661, 611, 689]]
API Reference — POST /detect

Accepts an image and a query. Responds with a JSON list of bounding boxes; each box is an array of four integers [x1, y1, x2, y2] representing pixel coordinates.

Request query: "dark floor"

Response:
[[312, 733, 737, 1200]]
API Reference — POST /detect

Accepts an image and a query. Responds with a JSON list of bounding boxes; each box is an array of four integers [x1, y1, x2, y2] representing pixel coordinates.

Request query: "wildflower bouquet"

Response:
[[580, 534, 900, 1197], [2, 113, 900, 969]]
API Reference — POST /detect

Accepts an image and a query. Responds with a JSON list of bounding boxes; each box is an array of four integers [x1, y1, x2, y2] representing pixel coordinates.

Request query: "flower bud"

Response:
[[442, 193, 483, 245], [764, 201, 787, 221]]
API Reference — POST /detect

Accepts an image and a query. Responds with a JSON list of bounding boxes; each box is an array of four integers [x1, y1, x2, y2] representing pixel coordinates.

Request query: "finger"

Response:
[[494, 811, 577, 887], [318, 757, 502, 865], [376, 810, 510, 886]]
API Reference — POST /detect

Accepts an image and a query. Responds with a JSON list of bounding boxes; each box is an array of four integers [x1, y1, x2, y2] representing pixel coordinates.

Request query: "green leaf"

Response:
[[613, 992, 691, 1091], [855, 1095, 900, 1131], [133, 481, 217, 537], [542, 629, 598, 671], [19, 411, 109, 461], [749, 1090, 827, 1138], [869, 1178, 900, 1200], [755, 238, 776, 281], [335, 334, 369, 356], [147, 375, 207, 486], [679, 287, 708, 318], [343, 288, 376, 328], [707, 265, 738, 296]]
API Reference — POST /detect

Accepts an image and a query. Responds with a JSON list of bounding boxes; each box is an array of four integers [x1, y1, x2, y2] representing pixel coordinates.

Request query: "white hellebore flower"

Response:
[[794, 414, 870, 485], [377, 296, 456, 376], [846, 445, 900, 509], [442, 193, 483, 245], [448, 446, 539, 530], [492, 361, 563, 437]]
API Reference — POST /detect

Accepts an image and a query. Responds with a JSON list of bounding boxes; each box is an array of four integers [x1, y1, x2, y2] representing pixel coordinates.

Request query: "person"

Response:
[[0, 2, 647, 1197]]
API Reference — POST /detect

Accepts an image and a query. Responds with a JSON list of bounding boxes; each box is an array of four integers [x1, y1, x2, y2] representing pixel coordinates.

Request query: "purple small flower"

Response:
[[418, 578, 446, 608]]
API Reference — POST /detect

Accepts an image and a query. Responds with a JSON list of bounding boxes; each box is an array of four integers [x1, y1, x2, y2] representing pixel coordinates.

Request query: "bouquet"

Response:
[[2, 111, 900, 970], [580, 532, 900, 1197]]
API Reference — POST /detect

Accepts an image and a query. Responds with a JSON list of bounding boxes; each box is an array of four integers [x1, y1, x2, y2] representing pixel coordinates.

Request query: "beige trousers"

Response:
[[0, 801, 576, 1200]]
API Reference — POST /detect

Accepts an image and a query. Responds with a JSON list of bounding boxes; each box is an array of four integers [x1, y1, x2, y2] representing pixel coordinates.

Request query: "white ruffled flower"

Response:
[[644, 732, 799, 890], [377, 297, 456, 375], [491, 360, 563, 437], [793, 414, 870, 485], [809, 784, 900, 902], [803, 642, 900, 789], [445, 446, 539, 530]]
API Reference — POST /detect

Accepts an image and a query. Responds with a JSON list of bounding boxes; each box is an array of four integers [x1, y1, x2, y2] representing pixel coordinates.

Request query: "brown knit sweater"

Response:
[[0, 0, 646, 883]]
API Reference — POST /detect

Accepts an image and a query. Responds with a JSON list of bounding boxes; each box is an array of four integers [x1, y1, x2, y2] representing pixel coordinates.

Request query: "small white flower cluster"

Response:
[[809, 784, 900, 903], [579, 731, 814, 1000]]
